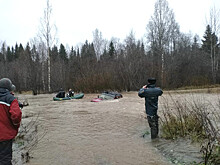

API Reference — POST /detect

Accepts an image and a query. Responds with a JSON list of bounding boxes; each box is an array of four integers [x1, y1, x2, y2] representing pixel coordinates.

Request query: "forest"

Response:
[[0, 0, 219, 94]]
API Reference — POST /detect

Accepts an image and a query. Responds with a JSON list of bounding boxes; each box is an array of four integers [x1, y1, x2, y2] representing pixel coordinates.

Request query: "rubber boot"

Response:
[[147, 115, 159, 139]]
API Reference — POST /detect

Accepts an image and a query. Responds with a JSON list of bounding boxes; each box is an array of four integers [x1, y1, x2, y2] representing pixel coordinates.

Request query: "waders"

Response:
[[147, 115, 159, 139]]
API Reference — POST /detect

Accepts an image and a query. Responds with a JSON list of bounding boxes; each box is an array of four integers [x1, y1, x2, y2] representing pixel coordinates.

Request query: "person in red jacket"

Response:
[[0, 78, 22, 165]]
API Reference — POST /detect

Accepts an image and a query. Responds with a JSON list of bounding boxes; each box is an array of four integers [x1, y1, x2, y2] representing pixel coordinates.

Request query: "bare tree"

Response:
[[206, 6, 220, 83], [92, 29, 105, 61], [208, 6, 220, 37], [110, 37, 121, 58], [38, 0, 58, 92], [146, 0, 179, 86]]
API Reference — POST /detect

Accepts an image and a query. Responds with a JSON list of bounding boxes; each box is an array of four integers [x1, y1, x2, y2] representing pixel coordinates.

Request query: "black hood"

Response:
[[0, 88, 15, 104], [0, 88, 10, 96]]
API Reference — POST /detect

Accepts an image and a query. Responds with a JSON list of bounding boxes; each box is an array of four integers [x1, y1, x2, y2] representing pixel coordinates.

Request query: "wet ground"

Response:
[[13, 89, 220, 165]]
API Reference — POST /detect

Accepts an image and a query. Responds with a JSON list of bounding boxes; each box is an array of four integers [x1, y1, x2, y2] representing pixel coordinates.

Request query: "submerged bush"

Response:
[[160, 112, 206, 141], [159, 93, 220, 165]]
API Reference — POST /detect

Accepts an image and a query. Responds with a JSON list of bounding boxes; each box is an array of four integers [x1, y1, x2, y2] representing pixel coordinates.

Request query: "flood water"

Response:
[[14, 90, 220, 165]]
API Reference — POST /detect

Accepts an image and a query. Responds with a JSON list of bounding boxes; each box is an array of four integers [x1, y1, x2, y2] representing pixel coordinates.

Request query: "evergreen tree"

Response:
[[14, 43, 19, 59], [59, 44, 68, 62], [0, 51, 3, 62], [201, 25, 219, 55], [0, 43, 6, 62], [17, 43, 24, 59], [31, 45, 39, 62], [140, 43, 145, 57], [81, 40, 96, 60], [100, 48, 108, 61], [108, 41, 115, 58], [77, 47, 80, 57], [69, 46, 77, 61], [51, 45, 59, 62], [25, 43, 31, 56], [201, 24, 220, 83], [192, 35, 200, 53], [6, 46, 13, 62]]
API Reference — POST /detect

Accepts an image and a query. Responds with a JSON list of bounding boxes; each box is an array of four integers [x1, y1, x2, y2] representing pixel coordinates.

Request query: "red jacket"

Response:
[[0, 88, 22, 141]]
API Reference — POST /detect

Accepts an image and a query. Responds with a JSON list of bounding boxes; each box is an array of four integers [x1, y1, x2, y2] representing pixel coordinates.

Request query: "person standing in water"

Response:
[[138, 78, 163, 139]]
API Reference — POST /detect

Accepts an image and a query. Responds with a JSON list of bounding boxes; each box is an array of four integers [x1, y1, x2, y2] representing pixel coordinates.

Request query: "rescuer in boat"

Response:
[[67, 88, 74, 97], [56, 88, 65, 98]]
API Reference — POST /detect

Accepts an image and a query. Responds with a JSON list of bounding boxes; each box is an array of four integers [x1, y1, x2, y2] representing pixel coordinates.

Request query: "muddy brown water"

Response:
[[14, 90, 220, 165]]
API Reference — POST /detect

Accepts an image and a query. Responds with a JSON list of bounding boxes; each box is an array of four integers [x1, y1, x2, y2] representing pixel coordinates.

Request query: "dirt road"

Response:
[[17, 92, 173, 165]]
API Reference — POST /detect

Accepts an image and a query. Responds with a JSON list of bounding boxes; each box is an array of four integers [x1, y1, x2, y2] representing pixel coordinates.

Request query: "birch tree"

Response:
[[146, 0, 179, 86], [205, 6, 220, 83], [38, 0, 57, 92], [93, 29, 105, 61]]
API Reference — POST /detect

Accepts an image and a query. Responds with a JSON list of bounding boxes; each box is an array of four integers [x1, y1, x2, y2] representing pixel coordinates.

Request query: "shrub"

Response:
[[159, 93, 220, 164]]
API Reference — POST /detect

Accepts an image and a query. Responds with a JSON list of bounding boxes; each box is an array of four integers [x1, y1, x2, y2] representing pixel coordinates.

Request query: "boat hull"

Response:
[[53, 93, 84, 101]]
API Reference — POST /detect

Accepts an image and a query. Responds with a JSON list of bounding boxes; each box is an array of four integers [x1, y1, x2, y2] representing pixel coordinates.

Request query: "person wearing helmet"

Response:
[[67, 88, 74, 97], [0, 78, 22, 165], [138, 78, 163, 139]]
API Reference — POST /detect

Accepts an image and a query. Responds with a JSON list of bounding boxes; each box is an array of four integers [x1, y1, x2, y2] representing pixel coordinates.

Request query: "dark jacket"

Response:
[[138, 84, 163, 116], [56, 90, 65, 98], [0, 88, 22, 141]]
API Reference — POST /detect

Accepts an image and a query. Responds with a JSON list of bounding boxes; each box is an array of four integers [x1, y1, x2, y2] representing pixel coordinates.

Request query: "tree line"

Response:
[[0, 0, 219, 94]]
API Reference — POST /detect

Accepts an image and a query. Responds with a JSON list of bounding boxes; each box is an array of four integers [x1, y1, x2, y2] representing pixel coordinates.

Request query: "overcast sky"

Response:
[[0, 0, 219, 48]]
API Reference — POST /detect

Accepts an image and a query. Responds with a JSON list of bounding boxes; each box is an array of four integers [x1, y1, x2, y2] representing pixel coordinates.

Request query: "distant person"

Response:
[[56, 88, 65, 98], [138, 78, 163, 139], [67, 88, 74, 97], [0, 78, 22, 165]]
